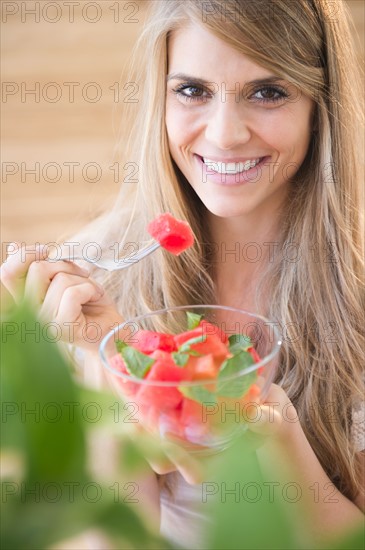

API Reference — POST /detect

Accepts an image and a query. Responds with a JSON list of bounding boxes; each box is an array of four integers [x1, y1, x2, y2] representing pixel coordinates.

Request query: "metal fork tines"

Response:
[[51, 241, 161, 271]]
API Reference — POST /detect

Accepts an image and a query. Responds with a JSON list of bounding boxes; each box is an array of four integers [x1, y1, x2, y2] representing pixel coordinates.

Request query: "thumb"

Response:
[[164, 440, 204, 485]]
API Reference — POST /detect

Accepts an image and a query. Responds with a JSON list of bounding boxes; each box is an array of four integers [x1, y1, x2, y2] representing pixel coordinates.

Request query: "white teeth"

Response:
[[203, 157, 261, 174]]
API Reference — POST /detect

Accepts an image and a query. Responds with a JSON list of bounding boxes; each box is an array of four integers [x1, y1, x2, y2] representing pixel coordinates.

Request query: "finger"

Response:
[[0, 243, 48, 300], [145, 438, 204, 484], [39, 272, 103, 320], [245, 403, 283, 436], [145, 456, 177, 476], [52, 281, 105, 328], [130, 425, 177, 474], [163, 441, 204, 485], [40, 271, 96, 319], [24, 260, 90, 307]]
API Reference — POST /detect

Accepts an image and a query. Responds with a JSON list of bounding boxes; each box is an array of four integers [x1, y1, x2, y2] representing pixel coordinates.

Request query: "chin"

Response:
[[201, 200, 254, 219]]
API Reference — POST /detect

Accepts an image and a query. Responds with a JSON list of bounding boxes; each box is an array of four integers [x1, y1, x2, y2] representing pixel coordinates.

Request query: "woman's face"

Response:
[[165, 23, 314, 219]]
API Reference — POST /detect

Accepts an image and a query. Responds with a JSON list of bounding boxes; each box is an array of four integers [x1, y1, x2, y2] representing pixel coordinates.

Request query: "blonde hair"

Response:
[[81, 0, 364, 501]]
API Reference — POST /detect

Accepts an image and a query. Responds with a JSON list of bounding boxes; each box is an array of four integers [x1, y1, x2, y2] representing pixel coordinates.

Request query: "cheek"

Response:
[[265, 112, 311, 157], [166, 100, 202, 151], [285, 102, 313, 152], [165, 113, 189, 171], [165, 103, 184, 152], [272, 113, 312, 179]]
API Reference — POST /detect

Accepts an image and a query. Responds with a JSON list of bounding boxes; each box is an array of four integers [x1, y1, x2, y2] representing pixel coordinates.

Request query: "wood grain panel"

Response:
[[1, 0, 364, 259]]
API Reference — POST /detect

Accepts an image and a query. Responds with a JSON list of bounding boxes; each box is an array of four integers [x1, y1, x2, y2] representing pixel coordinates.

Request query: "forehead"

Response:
[[167, 23, 275, 82]]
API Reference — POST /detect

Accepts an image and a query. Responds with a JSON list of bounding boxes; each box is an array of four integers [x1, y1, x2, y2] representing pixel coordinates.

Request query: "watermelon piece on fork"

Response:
[[147, 213, 194, 255]]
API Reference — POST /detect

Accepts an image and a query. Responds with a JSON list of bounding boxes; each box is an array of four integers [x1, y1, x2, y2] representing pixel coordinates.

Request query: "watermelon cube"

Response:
[[147, 213, 194, 255], [200, 320, 229, 344], [174, 326, 228, 361], [150, 349, 180, 363], [180, 397, 204, 425], [138, 358, 191, 410], [133, 330, 177, 354], [186, 353, 218, 380]]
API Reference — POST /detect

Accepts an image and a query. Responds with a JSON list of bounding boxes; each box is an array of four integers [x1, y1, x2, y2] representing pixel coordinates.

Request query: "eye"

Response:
[[250, 85, 288, 104], [172, 83, 211, 103]]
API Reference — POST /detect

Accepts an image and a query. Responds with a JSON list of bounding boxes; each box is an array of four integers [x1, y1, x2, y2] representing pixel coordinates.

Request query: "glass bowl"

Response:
[[99, 305, 282, 454]]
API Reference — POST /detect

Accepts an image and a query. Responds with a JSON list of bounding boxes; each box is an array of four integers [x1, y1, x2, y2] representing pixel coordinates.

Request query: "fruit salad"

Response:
[[109, 311, 263, 448]]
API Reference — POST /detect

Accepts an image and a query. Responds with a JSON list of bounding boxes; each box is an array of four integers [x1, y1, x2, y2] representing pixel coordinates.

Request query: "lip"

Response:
[[194, 154, 270, 186], [198, 155, 266, 163]]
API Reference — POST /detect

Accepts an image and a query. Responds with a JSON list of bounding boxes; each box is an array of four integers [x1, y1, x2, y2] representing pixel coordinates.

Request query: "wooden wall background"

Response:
[[1, 0, 364, 261]]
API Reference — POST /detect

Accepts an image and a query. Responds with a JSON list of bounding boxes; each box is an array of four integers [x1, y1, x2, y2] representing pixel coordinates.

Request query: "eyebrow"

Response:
[[166, 73, 286, 86]]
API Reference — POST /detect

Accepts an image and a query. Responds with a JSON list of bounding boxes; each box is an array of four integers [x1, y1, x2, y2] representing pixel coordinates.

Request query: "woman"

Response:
[[1, 0, 364, 546]]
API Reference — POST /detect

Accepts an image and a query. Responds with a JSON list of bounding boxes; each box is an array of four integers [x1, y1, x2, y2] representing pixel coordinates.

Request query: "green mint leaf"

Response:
[[187, 312, 203, 330], [188, 350, 204, 357], [217, 351, 256, 398], [120, 347, 155, 379], [116, 339, 128, 353], [179, 385, 217, 404], [228, 334, 252, 354], [179, 334, 207, 353], [172, 352, 189, 367]]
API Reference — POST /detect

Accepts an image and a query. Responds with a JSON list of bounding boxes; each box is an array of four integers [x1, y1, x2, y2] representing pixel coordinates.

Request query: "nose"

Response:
[[204, 97, 252, 150]]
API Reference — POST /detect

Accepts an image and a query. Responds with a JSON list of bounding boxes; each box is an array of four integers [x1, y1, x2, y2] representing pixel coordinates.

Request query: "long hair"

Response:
[[81, 0, 364, 501]]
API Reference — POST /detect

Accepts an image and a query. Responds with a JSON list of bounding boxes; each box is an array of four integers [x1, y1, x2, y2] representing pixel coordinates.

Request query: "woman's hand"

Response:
[[143, 383, 298, 485], [242, 382, 299, 450], [0, 243, 123, 350], [140, 384, 298, 484], [146, 437, 207, 485]]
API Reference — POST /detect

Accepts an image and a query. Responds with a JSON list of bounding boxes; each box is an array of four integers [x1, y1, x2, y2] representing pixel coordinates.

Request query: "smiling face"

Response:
[[165, 23, 314, 220]]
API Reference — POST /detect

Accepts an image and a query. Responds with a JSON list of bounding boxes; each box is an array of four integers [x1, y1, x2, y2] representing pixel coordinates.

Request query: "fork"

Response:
[[52, 241, 161, 272]]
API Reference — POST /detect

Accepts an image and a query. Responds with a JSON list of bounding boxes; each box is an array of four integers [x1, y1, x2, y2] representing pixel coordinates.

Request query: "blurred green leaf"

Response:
[[116, 339, 128, 353], [321, 527, 365, 550], [1, 303, 168, 549], [121, 347, 155, 378], [205, 437, 302, 549], [179, 334, 207, 353], [228, 334, 252, 354], [171, 351, 190, 367], [217, 352, 256, 398], [186, 312, 203, 330], [1, 303, 85, 483], [179, 385, 217, 404]]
